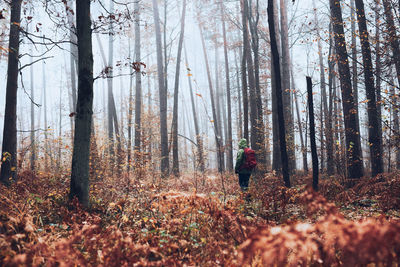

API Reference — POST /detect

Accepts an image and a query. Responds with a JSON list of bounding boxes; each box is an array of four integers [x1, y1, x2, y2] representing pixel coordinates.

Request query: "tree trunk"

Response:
[[307, 77, 319, 191], [355, 0, 383, 176], [70, 0, 93, 207], [66, 0, 77, 113], [184, 46, 205, 172], [375, 2, 383, 169], [247, 0, 266, 172], [382, 0, 400, 86], [152, 0, 169, 177], [268, 0, 290, 187], [220, 2, 233, 171], [172, 0, 186, 177], [134, 0, 142, 164], [329, 0, 363, 180], [280, 0, 295, 173], [393, 82, 400, 169], [240, 0, 249, 142], [199, 23, 224, 173], [163, 0, 168, 99], [293, 74, 308, 173], [271, 0, 282, 172], [235, 49, 243, 139], [30, 43, 36, 172], [214, 43, 225, 172], [242, 0, 258, 154], [42, 53, 49, 171], [107, 0, 115, 162], [313, 0, 329, 173], [127, 40, 133, 172], [0, 0, 22, 185], [326, 25, 335, 175], [350, 0, 363, 172]]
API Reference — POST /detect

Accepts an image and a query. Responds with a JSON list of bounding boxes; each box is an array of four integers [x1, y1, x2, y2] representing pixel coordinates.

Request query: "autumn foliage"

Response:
[[1, 170, 400, 266]]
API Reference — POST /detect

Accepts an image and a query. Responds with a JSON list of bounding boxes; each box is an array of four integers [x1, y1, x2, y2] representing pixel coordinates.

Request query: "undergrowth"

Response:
[[1, 170, 400, 266]]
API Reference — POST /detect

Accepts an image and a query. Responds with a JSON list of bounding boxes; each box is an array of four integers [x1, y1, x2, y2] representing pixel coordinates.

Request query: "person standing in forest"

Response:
[[235, 138, 257, 192]]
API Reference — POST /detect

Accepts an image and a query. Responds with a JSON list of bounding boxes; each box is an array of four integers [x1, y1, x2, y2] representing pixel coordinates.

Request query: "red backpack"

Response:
[[241, 148, 257, 170]]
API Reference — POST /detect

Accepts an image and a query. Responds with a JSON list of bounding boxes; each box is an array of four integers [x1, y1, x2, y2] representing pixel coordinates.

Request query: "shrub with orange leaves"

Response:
[[237, 190, 400, 266]]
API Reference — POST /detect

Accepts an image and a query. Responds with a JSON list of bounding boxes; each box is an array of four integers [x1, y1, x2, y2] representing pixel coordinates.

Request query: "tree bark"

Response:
[[221, 2, 233, 171], [0, 0, 22, 185], [30, 42, 36, 172], [271, 0, 282, 172], [350, 0, 363, 172], [329, 0, 363, 180], [268, 0, 290, 187], [107, 0, 115, 162], [382, 0, 400, 86], [214, 43, 225, 172], [326, 25, 335, 175], [127, 41, 133, 172], [70, 0, 93, 207], [280, 0, 295, 173], [199, 23, 224, 173], [240, 0, 249, 142], [184, 46, 205, 172], [172, 0, 186, 176], [375, 2, 383, 169], [235, 49, 243, 139], [393, 82, 400, 170], [66, 0, 78, 113], [355, 0, 383, 176], [293, 74, 308, 173], [242, 0, 258, 156], [134, 0, 142, 163], [247, 0, 266, 172], [313, 0, 329, 173], [152, 0, 169, 177], [307, 77, 319, 191], [42, 53, 49, 171]]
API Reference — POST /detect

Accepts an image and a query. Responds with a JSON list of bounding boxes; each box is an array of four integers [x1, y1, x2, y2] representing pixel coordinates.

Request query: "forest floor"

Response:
[[1, 169, 400, 266]]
